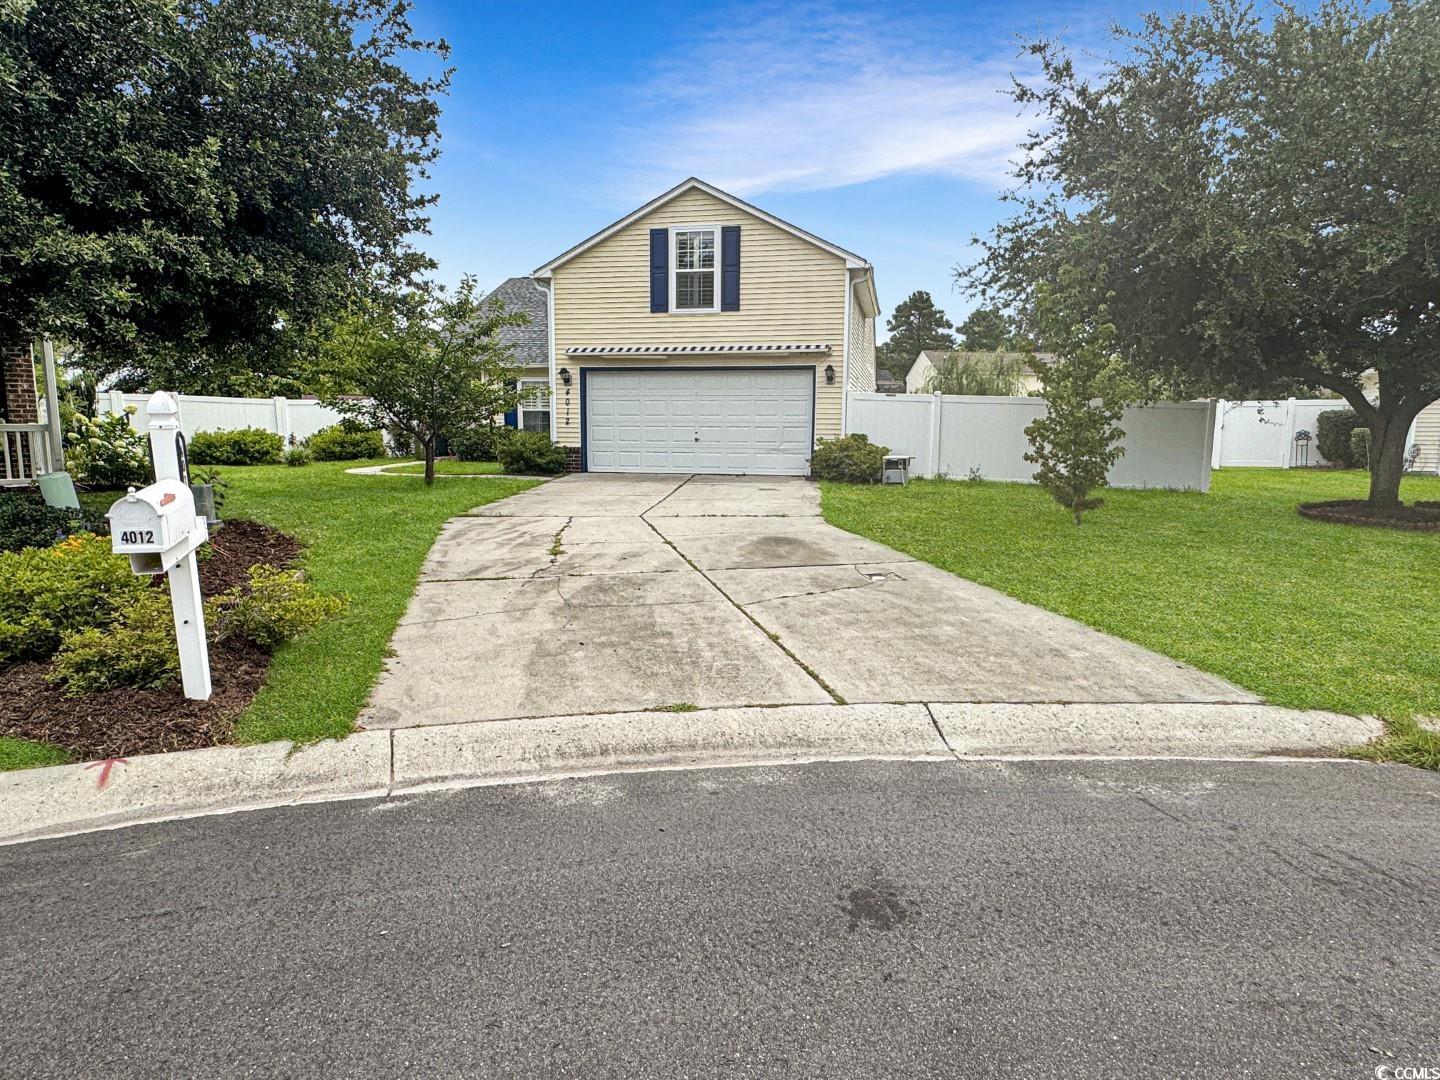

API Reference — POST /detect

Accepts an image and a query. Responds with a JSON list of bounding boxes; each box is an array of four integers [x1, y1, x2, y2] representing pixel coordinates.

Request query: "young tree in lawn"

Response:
[[0, 0, 449, 393], [969, 0, 1440, 508], [1022, 278, 1128, 526], [323, 280, 528, 485], [876, 291, 956, 379]]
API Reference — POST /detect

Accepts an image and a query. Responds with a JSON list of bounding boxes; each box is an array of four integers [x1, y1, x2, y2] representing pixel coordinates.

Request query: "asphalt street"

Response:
[[3, 758, 1438, 1079]]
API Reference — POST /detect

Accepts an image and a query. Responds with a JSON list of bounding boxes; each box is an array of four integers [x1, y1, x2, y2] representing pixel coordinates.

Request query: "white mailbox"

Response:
[[108, 478, 208, 575], [109, 390, 213, 700]]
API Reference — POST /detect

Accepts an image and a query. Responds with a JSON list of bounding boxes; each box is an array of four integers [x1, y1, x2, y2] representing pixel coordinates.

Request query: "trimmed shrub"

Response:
[[307, 423, 384, 461], [1350, 427, 1372, 469], [207, 565, 345, 650], [809, 434, 889, 484], [283, 445, 313, 467], [188, 427, 284, 465], [497, 430, 567, 475], [1316, 408, 1365, 467], [0, 491, 99, 552], [0, 534, 147, 660], [65, 410, 151, 488], [48, 589, 178, 695], [449, 425, 510, 462]]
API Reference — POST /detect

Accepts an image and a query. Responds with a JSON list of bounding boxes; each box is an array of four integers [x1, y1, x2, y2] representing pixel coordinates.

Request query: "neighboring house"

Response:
[[1412, 400, 1440, 473], [2, 338, 63, 487], [485, 276, 553, 434], [875, 367, 905, 394], [904, 350, 1047, 395], [529, 177, 879, 474]]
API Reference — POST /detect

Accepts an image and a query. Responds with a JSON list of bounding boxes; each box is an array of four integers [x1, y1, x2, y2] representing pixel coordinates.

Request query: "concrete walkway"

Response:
[[362, 475, 1255, 729]]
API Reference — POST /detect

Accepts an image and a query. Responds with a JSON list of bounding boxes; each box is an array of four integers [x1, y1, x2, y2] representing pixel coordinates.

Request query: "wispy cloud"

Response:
[[610, 2, 1066, 198]]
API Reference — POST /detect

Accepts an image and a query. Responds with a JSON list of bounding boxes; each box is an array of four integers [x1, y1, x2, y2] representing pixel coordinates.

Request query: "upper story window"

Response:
[[672, 227, 717, 312]]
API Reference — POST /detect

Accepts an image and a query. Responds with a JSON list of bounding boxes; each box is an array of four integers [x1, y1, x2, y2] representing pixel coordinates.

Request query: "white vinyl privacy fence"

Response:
[[1209, 397, 1440, 472], [1210, 398, 1349, 468], [847, 393, 1216, 491], [98, 391, 348, 444]]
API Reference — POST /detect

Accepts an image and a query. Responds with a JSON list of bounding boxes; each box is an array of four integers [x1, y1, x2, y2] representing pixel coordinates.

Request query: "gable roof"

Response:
[[917, 349, 1054, 372], [532, 177, 871, 276], [486, 277, 548, 367]]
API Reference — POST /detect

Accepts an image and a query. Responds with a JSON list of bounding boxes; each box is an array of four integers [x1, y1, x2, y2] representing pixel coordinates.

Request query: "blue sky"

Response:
[[406, 0, 1132, 333]]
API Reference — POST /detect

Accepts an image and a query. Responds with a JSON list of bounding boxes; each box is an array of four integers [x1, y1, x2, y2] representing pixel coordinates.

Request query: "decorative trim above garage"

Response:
[[566, 343, 832, 357]]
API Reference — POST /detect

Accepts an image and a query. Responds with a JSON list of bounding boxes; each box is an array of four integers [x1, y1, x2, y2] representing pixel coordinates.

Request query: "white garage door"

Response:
[[586, 368, 814, 475]]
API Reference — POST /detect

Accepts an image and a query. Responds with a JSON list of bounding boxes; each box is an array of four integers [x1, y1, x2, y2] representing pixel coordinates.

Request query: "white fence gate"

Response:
[[1210, 398, 1349, 468], [98, 391, 348, 444], [847, 393, 1216, 491]]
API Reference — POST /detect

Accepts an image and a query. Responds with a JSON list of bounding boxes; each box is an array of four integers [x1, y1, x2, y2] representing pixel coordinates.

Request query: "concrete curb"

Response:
[[0, 702, 1385, 845], [930, 702, 1384, 758], [390, 703, 948, 793], [0, 733, 391, 846]]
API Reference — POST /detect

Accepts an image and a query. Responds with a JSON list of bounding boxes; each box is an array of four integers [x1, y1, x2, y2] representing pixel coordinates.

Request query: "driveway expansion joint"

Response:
[[643, 512, 846, 704]]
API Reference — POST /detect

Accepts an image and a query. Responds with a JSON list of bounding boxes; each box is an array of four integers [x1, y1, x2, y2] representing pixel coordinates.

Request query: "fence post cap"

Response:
[[145, 391, 179, 426]]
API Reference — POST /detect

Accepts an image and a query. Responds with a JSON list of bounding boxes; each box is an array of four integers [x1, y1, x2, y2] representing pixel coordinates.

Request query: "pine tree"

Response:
[[957, 307, 1011, 351], [876, 291, 956, 378]]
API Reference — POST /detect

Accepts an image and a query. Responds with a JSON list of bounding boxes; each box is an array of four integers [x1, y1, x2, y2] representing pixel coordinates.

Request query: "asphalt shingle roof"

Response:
[[487, 277, 548, 367]]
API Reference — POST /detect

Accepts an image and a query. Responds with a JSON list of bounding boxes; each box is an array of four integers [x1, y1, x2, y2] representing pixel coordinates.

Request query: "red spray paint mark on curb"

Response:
[[85, 758, 128, 790]]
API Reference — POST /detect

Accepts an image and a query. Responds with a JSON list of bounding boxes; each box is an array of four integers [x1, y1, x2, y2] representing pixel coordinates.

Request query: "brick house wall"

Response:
[[2, 339, 39, 478], [2, 339, 38, 424]]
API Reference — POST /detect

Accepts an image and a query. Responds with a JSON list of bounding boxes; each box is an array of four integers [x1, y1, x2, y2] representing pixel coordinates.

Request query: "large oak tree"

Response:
[[969, 0, 1440, 506], [0, 0, 449, 393]]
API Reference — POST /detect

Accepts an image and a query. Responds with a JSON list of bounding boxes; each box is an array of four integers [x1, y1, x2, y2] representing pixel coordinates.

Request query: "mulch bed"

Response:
[[0, 519, 301, 761], [1297, 499, 1440, 531]]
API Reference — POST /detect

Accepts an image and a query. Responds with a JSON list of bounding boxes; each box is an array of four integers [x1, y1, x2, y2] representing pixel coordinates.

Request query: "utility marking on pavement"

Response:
[[84, 758, 128, 790]]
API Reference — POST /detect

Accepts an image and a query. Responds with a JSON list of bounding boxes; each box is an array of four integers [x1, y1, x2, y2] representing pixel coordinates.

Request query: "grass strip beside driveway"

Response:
[[821, 468, 1440, 722], [224, 461, 539, 745]]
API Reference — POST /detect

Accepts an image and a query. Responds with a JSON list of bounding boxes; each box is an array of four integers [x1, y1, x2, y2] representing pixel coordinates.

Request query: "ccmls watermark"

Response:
[[1375, 1066, 1440, 1080]]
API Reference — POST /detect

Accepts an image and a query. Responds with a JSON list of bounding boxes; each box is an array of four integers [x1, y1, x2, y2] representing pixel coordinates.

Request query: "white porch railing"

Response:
[[1, 423, 53, 486]]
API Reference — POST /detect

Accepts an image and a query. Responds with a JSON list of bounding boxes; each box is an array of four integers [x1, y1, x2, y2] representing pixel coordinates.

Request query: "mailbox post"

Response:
[[107, 392, 212, 700]]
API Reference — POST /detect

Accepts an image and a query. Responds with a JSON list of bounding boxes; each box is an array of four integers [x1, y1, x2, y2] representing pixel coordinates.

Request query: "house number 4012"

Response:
[[120, 529, 156, 545]]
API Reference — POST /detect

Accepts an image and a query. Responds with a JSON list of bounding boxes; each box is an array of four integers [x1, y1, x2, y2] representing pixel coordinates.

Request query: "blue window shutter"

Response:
[[721, 226, 741, 311], [504, 380, 518, 428], [649, 228, 668, 312]]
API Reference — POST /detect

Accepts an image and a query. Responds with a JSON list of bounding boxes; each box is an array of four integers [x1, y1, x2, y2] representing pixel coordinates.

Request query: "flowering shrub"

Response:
[[65, 410, 151, 488]]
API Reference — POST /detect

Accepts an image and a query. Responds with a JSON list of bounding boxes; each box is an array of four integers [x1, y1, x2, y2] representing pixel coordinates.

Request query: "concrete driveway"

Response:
[[362, 475, 1253, 728]]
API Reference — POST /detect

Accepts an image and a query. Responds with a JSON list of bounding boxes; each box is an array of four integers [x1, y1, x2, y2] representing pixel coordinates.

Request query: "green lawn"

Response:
[[4, 461, 536, 769], [222, 461, 539, 744], [0, 736, 75, 771], [822, 468, 1440, 722], [384, 459, 505, 475]]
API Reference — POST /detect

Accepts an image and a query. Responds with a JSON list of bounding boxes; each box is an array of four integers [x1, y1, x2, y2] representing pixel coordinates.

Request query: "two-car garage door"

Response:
[[585, 368, 814, 475]]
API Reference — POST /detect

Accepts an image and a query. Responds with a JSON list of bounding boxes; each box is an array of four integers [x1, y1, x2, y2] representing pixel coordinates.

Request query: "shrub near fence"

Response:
[[307, 424, 383, 461], [188, 428, 285, 465], [1317, 408, 1365, 467]]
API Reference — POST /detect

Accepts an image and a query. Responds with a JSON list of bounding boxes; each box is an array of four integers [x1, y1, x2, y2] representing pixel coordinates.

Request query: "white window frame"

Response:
[[517, 378, 551, 434], [669, 225, 720, 314]]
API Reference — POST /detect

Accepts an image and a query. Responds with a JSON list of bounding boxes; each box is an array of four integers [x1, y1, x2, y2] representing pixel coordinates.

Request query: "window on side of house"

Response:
[[672, 227, 717, 312], [517, 379, 551, 434]]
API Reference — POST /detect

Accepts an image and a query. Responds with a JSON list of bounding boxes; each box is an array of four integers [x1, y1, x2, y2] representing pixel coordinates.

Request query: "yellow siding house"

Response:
[[529, 178, 879, 475]]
